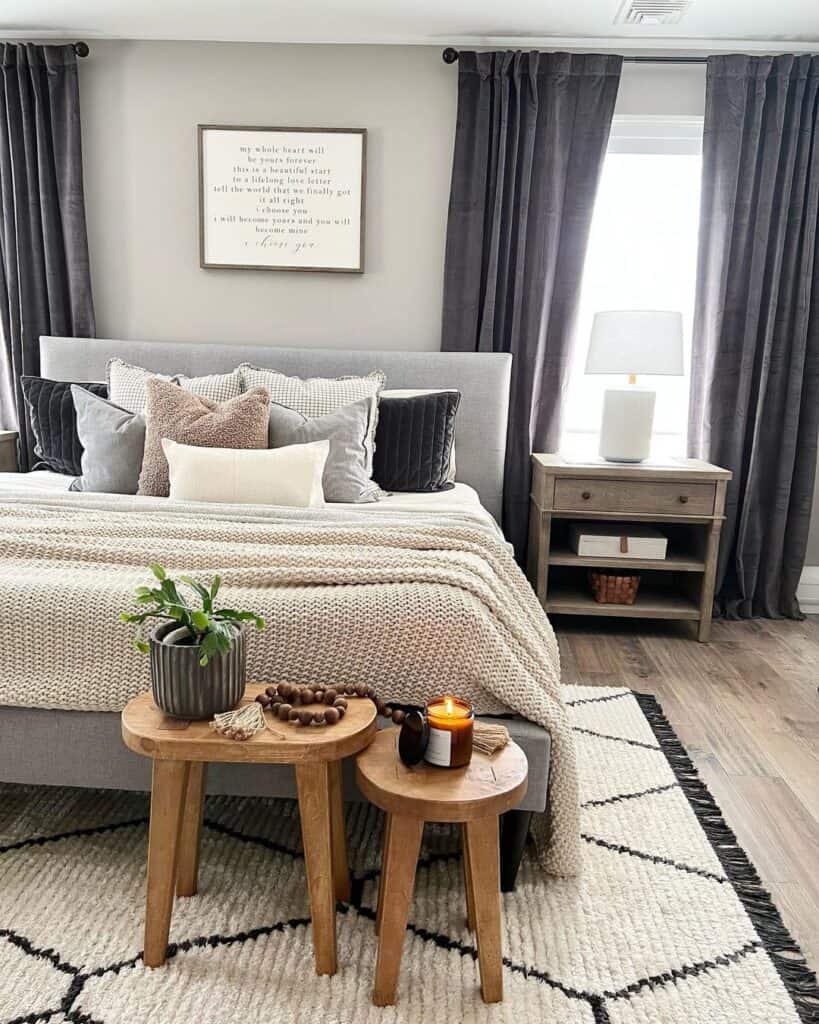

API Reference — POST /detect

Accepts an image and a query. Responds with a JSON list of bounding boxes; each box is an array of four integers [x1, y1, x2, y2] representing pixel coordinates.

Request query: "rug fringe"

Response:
[[634, 692, 819, 1024]]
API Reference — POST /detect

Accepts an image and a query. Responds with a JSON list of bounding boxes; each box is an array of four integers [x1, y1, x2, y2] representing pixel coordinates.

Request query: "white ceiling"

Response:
[[1, 0, 817, 50]]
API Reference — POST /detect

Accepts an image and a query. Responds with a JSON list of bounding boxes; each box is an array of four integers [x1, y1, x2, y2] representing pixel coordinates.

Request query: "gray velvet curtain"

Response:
[[689, 54, 819, 618], [0, 43, 95, 469], [441, 50, 622, 559]]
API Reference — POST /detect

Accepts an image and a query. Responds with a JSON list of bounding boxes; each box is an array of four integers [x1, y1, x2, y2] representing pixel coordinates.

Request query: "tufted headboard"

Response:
[[40, 336, 511, 521]]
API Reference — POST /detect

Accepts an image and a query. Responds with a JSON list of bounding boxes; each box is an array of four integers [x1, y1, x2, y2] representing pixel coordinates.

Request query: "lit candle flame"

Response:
[[445, 697, 454, 716]]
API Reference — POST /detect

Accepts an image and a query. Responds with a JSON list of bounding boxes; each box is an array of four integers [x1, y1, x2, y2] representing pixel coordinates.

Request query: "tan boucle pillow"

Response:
[[138, 379, 270, 497]]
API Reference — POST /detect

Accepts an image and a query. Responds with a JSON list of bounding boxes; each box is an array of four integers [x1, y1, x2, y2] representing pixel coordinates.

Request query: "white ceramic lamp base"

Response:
[[599, 387, 656, 463]]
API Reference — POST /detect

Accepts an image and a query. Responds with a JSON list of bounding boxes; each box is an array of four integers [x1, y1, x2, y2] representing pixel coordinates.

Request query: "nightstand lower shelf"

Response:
[[545, 583, 699, 620]]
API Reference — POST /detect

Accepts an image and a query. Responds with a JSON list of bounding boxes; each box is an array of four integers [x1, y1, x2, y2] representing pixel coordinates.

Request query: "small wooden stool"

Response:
[[122, 684, 376, 975], [356, 728, 528, 1006]]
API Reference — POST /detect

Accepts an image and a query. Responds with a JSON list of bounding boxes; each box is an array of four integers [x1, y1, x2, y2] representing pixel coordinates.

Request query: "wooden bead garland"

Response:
[[255, 681, 407, 728]]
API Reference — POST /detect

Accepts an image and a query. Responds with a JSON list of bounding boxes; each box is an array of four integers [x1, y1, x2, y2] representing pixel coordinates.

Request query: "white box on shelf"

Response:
[[569, 523, 668, 560]]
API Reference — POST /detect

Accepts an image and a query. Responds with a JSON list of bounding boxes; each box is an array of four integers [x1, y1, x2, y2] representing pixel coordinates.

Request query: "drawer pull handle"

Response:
[[581, 491, 592, 500], [679, 495, 689, 504]]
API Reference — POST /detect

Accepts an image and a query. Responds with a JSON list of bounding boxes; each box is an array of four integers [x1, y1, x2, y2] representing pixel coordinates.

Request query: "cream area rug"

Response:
[[1, 688, 816, 1024]]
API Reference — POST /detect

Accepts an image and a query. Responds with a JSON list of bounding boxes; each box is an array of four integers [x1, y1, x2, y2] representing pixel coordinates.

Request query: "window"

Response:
[[560, 116, 703, 459]]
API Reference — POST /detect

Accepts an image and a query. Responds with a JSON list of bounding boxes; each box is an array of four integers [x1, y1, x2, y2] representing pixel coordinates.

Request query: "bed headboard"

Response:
[[40, 337, 511, 521]]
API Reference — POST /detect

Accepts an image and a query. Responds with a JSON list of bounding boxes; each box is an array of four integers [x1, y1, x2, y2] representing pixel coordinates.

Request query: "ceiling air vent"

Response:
[[614, 0, 693, 25]]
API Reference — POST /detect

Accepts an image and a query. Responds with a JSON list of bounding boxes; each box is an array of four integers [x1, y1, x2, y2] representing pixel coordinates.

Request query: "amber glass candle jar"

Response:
[[424, 696, 474, 768]]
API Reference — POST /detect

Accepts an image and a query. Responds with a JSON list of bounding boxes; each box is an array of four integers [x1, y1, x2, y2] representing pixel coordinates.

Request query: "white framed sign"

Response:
[[198, 125, 366, 273]]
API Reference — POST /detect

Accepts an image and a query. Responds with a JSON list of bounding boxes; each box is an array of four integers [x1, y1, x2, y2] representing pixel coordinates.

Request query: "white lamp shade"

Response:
[[585, 310, 684, 376]]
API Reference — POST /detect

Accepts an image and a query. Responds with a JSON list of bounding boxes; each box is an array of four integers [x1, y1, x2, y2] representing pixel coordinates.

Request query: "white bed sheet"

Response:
[[0, 470, 76, 494], [0, 471, 498, 527]]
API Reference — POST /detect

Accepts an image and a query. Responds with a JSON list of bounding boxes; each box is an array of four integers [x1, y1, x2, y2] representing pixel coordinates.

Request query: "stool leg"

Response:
[[296, 761, 337, 976], [462, 824, 476, 931], [177, 762, 207, 898], [373, 815, 424, 1007], [465, 815, 503, 1003], [375, 813, 392, 935], [328, 759, 351, 903], [499, 809, 533, 892], [144, 760, 189, 967]]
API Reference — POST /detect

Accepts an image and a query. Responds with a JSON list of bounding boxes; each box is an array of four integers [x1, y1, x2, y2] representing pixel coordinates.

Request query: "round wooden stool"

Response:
[[122, 684, 376, 976], [356, 728, 528, 1006]]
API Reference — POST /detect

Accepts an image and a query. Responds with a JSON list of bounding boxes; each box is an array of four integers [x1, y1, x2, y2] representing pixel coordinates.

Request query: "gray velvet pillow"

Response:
[[268, 398, 380, 503], [70, 386, 146, 494]]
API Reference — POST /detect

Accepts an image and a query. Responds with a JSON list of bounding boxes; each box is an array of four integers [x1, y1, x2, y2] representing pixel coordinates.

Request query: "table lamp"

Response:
[[585, 310, 684, 462]]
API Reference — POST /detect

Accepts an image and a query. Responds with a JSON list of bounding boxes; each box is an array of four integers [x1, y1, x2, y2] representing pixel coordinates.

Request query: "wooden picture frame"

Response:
[[198, 125, 366, 274]]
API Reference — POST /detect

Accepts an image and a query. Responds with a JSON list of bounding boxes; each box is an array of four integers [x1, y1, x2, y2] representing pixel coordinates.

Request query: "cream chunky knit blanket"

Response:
[[0, 491, 580, 876]]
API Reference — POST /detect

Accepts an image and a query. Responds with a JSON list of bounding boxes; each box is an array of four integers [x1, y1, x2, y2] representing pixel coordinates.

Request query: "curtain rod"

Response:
[[0, 40, 89, 56], [441, 47, 707, 65]]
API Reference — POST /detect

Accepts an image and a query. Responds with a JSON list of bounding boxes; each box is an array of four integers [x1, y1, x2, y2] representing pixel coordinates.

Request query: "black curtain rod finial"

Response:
[[74, 41, 89, 58], [442, 47, 459, 64]]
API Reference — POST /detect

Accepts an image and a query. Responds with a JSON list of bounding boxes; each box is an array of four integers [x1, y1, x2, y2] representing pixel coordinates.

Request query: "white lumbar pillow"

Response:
[[162, 438, 328, 507]]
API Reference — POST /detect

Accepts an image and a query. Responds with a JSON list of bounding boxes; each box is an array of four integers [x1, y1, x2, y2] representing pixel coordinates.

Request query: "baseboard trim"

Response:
[[797, 566, 819, 613]]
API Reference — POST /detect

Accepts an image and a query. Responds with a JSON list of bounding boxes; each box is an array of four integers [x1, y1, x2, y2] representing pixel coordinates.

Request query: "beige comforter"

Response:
[[0, 490, 579, 875]]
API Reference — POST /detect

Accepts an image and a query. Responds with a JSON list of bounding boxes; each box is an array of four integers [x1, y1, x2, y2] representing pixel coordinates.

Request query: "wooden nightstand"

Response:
[[0, 430, 18, 472], [528, 454, 731, 642]]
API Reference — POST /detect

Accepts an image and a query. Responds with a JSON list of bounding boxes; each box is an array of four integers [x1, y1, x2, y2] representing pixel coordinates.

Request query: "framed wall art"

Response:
[[198, 125, 366, 273]]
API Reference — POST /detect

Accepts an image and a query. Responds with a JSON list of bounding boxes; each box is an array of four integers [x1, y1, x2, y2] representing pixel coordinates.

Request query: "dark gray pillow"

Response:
[[268, 398, 380, 503], [21, 376, 107, 475], [70, 386, 146, 494], [373, 391, 460, 492]]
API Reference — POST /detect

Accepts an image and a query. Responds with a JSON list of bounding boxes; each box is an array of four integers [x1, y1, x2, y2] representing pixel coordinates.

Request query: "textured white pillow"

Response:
[[380, 388, 458, 483], [107, 359, 243, 413], [162, 438, 328, 507]]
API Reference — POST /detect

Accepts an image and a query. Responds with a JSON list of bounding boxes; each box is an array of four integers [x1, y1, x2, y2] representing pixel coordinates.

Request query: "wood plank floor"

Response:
[[554, 615, 819, 972]]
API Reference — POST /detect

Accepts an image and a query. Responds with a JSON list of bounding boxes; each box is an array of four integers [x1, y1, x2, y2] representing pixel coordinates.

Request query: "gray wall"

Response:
[[79, 45, 708, 353], [79, 44, 706, 352], [80, 41, 455, 350], [616, 61, 706, 116]]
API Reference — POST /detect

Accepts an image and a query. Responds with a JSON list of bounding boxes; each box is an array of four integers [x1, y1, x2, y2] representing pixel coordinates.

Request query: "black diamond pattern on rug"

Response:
[[1, 689, 816, 1024]]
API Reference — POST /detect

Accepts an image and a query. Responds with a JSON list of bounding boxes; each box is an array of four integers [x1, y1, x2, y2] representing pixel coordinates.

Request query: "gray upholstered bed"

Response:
[[0, 337, 551, 885]]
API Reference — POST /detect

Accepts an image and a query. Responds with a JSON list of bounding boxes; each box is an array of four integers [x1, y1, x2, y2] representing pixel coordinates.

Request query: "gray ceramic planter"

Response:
[[149, 621, 245, 719]]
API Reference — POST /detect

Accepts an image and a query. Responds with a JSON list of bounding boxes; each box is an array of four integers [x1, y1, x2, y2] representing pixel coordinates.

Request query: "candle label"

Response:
[[425, 726, 452, 767]]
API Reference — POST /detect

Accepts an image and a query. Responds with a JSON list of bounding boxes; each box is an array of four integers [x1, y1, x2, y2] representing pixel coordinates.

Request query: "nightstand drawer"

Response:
[[553, 478, 716, 516]]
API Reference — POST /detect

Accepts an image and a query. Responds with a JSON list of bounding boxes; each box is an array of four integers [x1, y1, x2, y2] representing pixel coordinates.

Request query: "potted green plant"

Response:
[[121, 564, 265, 719]]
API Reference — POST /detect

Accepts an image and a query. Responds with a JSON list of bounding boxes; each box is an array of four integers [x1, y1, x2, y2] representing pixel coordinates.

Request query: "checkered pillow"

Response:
[[107, 359, 243, 413], [238, 363, 386, 470]]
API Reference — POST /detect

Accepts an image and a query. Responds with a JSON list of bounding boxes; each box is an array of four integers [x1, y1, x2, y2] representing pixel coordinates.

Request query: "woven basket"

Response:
[[588, 570, 641, 605]]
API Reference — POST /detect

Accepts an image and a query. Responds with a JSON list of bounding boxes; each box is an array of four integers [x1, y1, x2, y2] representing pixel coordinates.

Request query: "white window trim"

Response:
[[608, 114, 704, 156]]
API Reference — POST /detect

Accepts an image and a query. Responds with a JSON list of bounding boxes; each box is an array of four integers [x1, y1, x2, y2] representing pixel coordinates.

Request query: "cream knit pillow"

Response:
[[138, 379, 270, 497]]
